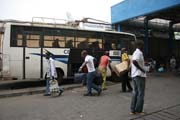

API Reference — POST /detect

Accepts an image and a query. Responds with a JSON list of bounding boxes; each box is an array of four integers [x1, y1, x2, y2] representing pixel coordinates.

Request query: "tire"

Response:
[[56, 69, 64, 84]]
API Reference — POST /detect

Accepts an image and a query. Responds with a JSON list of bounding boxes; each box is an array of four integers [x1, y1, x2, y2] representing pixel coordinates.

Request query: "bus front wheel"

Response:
[[56, 68, 64, 84]]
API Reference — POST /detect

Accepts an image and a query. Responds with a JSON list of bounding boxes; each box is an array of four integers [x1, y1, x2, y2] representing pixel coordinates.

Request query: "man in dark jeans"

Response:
[[79, 50, 102, 96], [130, 40, 146, 115], [121, 48, 132, 92]]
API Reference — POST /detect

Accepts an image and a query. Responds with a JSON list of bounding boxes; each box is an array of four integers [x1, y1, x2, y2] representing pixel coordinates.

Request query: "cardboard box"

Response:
[[115, 61, 128, 76]]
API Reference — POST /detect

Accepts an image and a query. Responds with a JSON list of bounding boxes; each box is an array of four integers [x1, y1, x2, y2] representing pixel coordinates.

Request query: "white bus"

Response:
[[0, 18, 136, 82]]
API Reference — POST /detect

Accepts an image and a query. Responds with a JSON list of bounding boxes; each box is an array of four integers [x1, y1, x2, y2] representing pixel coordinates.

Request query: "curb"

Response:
[[0, 84, 82, 99]]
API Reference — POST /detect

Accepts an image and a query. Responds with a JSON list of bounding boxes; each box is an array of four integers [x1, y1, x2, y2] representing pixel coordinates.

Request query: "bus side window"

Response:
[[104, 42, 111, 50], [65, 40, 74, 48], [117, 44, 121, 49], [52, 38, 60, 48], [78, 40, 89, 49], [89, 41, 100, 49]]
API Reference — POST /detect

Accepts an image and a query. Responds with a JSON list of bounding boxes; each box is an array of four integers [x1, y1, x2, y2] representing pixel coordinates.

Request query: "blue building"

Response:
[[111, 0, 180, 59]]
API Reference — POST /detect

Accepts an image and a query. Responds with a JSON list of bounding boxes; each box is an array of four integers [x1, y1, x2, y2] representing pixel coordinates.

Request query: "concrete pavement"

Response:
[[131, 72, 180, 120], [0, 79, 115, 98], [0, 72, 180, 120]]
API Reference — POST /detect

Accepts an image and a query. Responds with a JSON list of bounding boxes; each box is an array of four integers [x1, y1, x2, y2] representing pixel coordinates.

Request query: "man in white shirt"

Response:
[[130, 40, 146, 115], [44, 51, 64, 96], [79, 50, 102, 96]]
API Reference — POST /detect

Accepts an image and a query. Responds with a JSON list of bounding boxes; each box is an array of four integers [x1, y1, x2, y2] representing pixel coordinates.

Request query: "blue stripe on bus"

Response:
[[30, 53, 69, 64], [30, 53, 120, 63], [54, 58, 68, 64]]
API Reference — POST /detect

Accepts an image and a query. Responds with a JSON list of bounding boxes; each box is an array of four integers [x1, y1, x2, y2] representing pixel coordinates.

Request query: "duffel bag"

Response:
[[74, 73, 87, 84]]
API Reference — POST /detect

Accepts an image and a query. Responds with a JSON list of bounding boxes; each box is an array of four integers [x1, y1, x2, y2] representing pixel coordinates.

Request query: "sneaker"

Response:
[[44, 94, 51, 96], [102, 88, 107, 91], [83, 93, 92, 96], [127, 89, 132, 92], [59, 90, 64, 96], [129, 112, 136, 115]]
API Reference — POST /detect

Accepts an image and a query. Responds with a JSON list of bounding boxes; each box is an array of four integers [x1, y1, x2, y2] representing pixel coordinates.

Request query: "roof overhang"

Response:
[[111, 0, 180, 24]]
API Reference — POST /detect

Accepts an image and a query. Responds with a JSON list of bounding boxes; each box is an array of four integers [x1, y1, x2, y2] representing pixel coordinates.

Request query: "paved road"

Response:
[[0, 73, 180, 120], [131, 104, 180, 120]]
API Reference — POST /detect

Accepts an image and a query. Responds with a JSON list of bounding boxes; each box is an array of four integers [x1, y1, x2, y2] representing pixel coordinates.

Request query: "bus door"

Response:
[[23, 31, 42, 79]]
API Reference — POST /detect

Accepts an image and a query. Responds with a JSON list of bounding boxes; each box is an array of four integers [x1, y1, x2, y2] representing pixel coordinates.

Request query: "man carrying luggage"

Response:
[[121, 48, 132, 92], [79, 50, 102, 96], [44, 51, 64, 96]]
